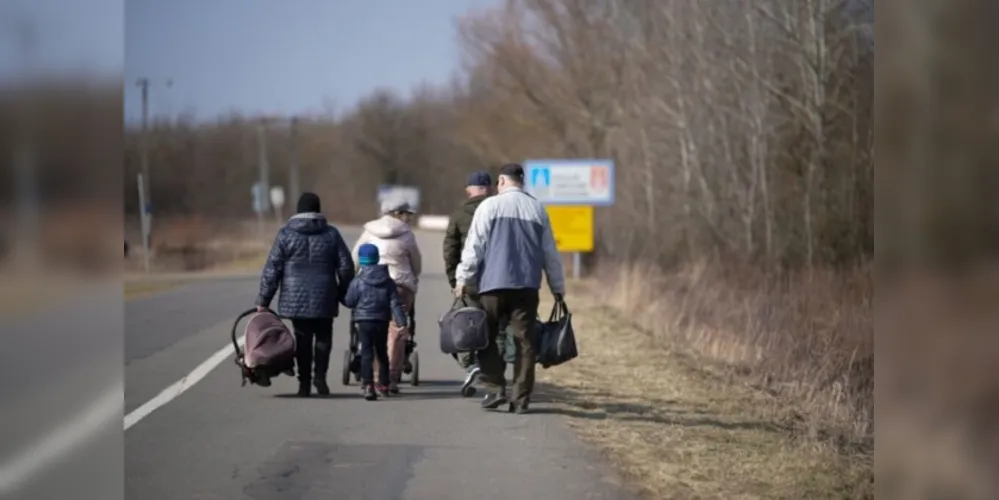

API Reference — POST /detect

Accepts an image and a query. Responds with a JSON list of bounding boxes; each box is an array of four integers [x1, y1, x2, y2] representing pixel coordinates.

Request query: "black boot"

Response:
[[297, 380, 312, 398], [314, 379, 330, 396]]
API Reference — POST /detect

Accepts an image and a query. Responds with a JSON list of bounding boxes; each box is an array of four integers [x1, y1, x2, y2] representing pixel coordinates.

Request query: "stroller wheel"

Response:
[[341, 350, 352, 386], [410, 351, 420, 386]]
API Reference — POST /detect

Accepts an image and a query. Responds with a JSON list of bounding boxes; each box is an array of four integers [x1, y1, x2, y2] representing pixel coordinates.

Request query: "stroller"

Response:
[[231, 307, 296, 387], [342, 305, 420, 386]]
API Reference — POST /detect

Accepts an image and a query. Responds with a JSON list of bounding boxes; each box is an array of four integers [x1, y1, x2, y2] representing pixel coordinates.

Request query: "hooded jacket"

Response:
[[255, 213, 355, 319], [351, 215, 422, 294], [443, 194, 488, 289], [343, 264, 408, 326]]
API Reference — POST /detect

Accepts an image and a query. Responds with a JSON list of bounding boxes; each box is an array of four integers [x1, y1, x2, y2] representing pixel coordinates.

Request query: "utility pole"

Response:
[[134, 77, 171, 269], [289, 117, 301, 205], [137, 78, 150, 192]]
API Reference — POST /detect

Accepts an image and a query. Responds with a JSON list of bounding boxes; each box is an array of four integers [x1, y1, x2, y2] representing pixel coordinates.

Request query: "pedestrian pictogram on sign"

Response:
[[532, 167, 551, 187]]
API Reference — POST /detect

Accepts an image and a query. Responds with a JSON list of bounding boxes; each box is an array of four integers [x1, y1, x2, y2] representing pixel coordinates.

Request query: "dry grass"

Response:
[[535, 282, 872, 500], [211, 251, 269, 273], [0, 280, 63, 316], [124, 216, 274, 273], [601, 261, 873, 443], [124, 280, 180, 300], [874, 269, 999, 499], [0, 273, 92, 316]]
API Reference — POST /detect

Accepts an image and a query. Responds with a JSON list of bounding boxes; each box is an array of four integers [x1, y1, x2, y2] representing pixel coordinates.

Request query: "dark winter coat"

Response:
[[443, 194, 488, 289], [255, 213, 355, 319], [343, 264, 408, 326]]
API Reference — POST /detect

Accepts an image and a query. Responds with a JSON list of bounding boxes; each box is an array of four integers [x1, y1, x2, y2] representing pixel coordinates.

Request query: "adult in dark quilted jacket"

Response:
[[255, 192, 355, 397]]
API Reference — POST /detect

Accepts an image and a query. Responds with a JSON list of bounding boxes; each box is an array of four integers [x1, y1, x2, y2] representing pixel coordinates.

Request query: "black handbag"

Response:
[[535, 299, 578, 368]]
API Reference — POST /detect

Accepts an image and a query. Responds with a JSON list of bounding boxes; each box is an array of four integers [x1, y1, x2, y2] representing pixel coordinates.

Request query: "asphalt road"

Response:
[[124, 227, 636, 500], [0, 281, 123, 500]]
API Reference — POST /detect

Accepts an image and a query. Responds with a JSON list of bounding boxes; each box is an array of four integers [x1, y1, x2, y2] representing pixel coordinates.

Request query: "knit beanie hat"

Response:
[[296, 192, 321, 214], [357, 243, 380, 266]]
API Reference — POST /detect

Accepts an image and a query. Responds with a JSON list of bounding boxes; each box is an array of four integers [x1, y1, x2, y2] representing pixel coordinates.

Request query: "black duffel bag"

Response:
[[439, 295, 490, 354], [535, 298, 578, 368]]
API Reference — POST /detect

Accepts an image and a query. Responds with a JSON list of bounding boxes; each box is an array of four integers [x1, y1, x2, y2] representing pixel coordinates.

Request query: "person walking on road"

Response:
[[255, 192, 356, 398], [454, 163, 566, 413], [343, 243, 409, 401], [443, 171, 504, 397], [352, 196, 422, 394]]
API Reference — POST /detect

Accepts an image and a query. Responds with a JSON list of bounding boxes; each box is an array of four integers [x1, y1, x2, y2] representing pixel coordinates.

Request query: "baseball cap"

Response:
[[466, 171, 492, 187], [499, 163, 524, 180]]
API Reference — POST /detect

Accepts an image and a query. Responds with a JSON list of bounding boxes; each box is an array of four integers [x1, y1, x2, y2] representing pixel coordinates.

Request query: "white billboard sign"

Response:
[[524, 159, 615, 206], [377, 185, 421, 213]]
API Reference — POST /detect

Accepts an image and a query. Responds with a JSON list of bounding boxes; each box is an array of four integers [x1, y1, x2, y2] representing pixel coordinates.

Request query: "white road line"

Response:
[[124, 335, 245, 431], [0, 382, 124, 496]]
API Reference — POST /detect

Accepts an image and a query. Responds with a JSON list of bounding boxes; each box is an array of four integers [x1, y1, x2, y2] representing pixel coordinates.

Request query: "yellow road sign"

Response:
[[546, 205, 593, 252]]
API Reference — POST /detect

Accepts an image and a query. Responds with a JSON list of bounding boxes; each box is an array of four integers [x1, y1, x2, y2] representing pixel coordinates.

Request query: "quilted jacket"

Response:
[[256, 213, 355, 319], [343, 264, 408, 326]]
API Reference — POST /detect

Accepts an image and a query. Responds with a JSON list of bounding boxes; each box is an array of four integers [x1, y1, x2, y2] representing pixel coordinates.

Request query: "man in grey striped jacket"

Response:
[[455, 162, 566, 414]]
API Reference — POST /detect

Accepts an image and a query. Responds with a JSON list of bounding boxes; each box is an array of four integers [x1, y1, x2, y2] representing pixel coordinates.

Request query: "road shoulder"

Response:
[[534, 286, 872, 499]]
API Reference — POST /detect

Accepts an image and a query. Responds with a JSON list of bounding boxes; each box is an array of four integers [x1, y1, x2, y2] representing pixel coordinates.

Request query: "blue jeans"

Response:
[[355, 320, 389, 387]]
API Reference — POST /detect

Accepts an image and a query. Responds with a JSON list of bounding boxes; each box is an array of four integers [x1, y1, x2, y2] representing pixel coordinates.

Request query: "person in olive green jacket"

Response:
[[443, 171, 506, 397]]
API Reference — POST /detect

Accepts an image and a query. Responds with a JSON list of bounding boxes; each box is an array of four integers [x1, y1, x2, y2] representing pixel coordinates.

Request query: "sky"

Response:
[[123, 0, 499, 123], [0, 0, 123, 82]]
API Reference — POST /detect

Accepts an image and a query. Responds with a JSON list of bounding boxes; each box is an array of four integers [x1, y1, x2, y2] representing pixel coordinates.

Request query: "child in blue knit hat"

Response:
[[343, 243, 408, 400]]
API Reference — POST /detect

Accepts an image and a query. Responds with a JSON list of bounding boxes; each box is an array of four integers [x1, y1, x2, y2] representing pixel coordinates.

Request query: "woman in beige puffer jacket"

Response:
[[351, 197, 422, 392]]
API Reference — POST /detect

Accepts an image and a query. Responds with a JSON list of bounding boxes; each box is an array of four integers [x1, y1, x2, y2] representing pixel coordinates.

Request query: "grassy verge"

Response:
[[124, 280, 181, 300], [0, 281, 61, 316], [211, 251, 267, 273], [535, 283, 872, 500]]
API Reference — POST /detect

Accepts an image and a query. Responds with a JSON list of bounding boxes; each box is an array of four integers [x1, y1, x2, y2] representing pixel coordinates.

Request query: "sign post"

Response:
[[525, 159, 614, 279], [137, 173, 152, 273], [251, 181, 268, 235], [270, 185, 285, 224]]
